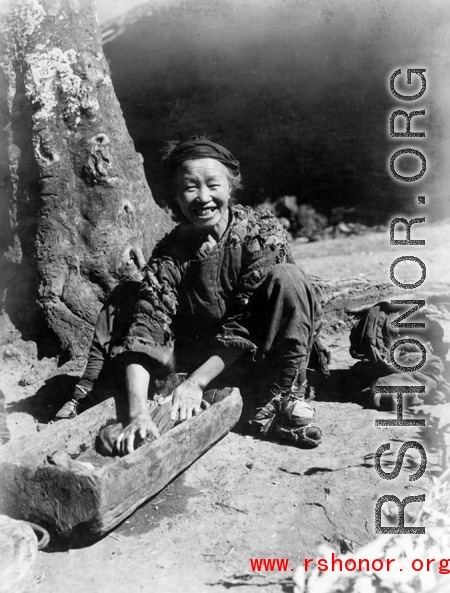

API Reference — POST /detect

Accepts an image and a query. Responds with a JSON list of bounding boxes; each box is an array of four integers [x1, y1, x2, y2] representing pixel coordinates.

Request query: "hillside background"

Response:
[[98, 0, 450, 225]]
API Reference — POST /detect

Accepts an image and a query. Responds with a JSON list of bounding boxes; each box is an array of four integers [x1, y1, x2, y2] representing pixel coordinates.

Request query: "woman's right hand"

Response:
[[114, 413, 160, 456], [171, 378, 204, 423]]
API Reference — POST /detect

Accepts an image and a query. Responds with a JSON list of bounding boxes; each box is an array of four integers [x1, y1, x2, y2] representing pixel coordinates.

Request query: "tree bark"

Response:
[[0, 0, 172, 357]]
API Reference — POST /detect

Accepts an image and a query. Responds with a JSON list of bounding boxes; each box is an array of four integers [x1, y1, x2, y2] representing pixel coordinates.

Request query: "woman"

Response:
[[59, 137, 325, 455]]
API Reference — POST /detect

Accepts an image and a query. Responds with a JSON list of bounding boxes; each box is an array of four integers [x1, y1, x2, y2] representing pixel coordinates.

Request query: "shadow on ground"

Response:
[[7, 374, 80, 423]]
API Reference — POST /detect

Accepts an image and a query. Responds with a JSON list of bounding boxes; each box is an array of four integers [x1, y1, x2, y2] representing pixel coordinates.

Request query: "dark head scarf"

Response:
[[161, 136, 240, 173]]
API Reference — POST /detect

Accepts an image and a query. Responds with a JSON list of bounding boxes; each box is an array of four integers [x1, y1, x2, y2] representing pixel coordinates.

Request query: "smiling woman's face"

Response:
[[175, 158, 231, 240]]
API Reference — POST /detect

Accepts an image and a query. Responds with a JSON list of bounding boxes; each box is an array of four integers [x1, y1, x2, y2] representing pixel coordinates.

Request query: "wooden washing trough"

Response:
[[0, 387, 242, 540]]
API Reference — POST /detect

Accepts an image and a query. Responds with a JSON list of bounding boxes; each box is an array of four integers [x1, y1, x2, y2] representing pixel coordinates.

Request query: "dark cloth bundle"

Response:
[[350, 301, 450, 407]]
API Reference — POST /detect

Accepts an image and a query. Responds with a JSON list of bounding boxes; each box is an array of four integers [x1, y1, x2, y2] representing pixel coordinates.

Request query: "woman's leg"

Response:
[[55, 281, 141, 420], [250, 263, 318, 390], [247, 263, 322, 446]]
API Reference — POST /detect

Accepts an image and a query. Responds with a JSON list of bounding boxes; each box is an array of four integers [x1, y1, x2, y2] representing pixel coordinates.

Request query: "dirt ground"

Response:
[[1, 222, 449, 593]]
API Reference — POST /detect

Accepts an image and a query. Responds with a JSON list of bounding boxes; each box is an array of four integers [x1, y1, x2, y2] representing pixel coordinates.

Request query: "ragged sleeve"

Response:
[[215, 208, 293, 354], [110, 232, 185, 369]]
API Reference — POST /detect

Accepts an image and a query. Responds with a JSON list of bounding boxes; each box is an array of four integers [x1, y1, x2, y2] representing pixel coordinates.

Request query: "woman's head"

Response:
[[161, 137, 242, 226], [174, 158, 232, 238]]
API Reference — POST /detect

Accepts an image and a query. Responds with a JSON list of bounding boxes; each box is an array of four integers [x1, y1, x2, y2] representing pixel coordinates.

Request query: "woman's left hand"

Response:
[[171, 378, 203, 422]]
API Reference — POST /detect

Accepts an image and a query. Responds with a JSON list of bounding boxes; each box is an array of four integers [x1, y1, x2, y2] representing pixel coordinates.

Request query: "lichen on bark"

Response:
[[25, 47, 98, 123], [0, 0, 172, 357]]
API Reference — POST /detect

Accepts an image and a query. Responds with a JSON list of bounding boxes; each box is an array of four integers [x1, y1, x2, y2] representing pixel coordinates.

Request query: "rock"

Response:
[[0, 515, 38, 593]]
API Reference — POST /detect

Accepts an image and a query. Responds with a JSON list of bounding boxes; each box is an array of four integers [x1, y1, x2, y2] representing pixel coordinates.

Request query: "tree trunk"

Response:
[[0, 0, 172, 358]]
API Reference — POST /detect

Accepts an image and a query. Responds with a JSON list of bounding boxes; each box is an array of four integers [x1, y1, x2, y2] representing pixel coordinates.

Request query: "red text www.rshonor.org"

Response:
[[250, 555, 450, 574]]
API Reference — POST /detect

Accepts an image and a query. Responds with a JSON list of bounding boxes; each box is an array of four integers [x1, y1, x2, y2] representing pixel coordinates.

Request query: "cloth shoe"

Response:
[[280, 396, 315, 427], [274, 423, 322, 448], [55, 398, 81, 420], [250, 384, 321, 447]]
